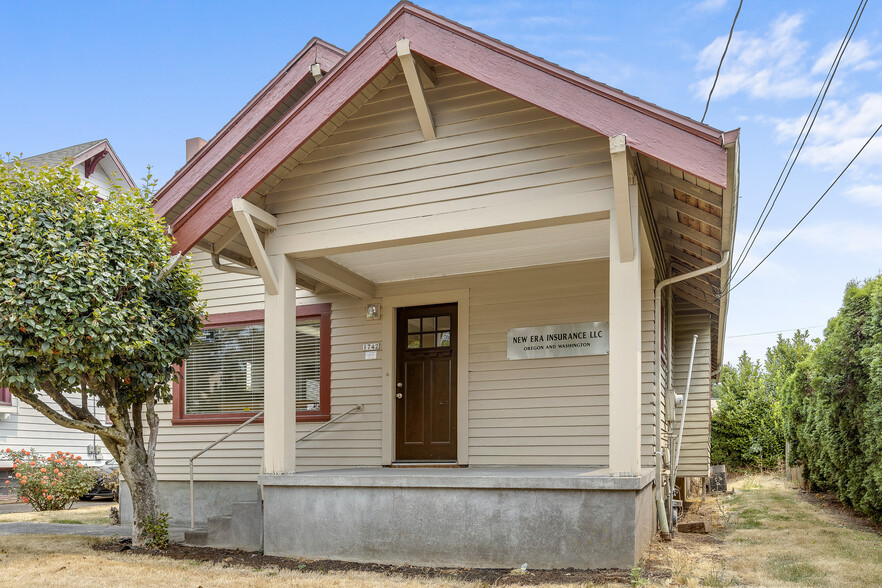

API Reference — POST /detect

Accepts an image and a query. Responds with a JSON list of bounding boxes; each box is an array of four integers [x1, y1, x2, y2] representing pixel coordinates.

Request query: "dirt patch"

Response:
[[95, 539, 671, 586], [797, 488, 882, 536]]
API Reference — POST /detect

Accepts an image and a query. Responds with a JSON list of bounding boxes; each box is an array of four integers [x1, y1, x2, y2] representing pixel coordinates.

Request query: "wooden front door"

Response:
[[395, 303, 457, 461]]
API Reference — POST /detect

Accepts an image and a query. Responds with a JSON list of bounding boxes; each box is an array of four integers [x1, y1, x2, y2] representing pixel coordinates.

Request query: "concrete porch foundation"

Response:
[[259, 467, 655, 570]]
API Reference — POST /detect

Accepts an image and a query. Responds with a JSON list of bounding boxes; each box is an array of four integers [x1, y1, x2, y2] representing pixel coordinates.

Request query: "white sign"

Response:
[[507, 322, 609, 360], [364, 350, 377, 360]]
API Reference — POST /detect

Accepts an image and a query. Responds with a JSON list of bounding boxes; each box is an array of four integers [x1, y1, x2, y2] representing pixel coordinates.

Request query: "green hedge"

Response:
[[782, 275, 882, 523]]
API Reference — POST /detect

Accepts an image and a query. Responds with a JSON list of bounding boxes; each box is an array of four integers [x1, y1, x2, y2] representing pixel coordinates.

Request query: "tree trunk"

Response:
[[105, 430, 160, 548]]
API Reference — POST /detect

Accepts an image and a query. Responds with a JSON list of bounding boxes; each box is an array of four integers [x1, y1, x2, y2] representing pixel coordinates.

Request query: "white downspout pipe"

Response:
[[653, 250, 729, 538]]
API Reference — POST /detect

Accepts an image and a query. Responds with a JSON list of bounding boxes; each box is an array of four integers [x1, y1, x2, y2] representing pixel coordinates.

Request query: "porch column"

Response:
[[263, 254, 297, 473], [608, 152, 642, 475]]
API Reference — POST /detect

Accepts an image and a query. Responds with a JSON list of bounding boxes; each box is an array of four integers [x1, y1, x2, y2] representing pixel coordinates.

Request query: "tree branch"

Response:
[[11, 387, 125, 442], [41, 381, 102, 427], [146, 395, 159, 469]]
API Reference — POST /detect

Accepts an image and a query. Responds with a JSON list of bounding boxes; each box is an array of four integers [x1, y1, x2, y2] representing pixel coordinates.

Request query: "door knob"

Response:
[[396, 393, 403, 399]]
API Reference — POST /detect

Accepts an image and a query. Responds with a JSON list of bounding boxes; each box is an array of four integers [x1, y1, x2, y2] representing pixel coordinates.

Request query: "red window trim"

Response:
[[0, 388, 11, 406], [171, 305, 331, 425]]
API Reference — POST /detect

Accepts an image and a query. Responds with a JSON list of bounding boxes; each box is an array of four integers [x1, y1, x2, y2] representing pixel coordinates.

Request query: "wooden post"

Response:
[[608, 178, 642, 475], [262, 254, 297, 473]]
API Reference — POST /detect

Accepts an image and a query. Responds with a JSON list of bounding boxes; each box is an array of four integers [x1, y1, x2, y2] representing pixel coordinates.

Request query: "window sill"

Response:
[[171, 413, 331, 426]]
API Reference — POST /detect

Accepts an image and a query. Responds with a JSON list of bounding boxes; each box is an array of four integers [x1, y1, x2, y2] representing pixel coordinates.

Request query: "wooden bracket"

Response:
[[397, 39, 436, 141], [610, 134, 635, 262], [231, 198, 279, 295]]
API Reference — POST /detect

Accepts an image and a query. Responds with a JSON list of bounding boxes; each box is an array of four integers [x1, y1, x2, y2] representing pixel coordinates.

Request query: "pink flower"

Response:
[[21, 497, 28, 503]]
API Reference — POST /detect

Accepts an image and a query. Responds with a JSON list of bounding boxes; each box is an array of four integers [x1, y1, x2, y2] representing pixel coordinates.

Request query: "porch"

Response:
[[259, 466, 655, 569]]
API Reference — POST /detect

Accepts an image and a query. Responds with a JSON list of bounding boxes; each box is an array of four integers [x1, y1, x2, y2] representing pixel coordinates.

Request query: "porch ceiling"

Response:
[[327, 220, 609, 283]]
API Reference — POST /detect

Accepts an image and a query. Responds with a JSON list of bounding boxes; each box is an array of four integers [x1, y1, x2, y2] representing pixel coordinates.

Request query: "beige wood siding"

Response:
[[264, 65, 613, 249], [153, 251, 383, 481], [671, 309, 712, 478]]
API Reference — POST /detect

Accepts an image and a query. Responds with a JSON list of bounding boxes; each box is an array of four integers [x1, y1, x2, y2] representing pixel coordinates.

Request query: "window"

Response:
[[172, 305, 331, 424], [0, 388, 10, 406]]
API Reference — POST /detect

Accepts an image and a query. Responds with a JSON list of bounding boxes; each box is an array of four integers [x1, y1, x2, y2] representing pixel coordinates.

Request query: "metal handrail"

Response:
[[188, 404, 364, 529], [189, 411, 263, 529]]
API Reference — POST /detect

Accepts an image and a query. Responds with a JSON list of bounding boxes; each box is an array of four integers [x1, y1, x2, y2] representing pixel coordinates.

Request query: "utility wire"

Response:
[[727, 0, 868, 284], [726, 326, 823, 339], [721, 120, 882, 297], [701, 0, 743, 123]]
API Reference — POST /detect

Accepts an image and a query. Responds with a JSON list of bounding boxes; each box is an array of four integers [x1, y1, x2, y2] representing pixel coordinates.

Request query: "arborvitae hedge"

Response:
[[782, 275, 882, 523]]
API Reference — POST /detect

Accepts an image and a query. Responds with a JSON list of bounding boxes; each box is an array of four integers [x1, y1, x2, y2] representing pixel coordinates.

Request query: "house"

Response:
[[0, 139, 135, 492], [129, 2, 738, 569]]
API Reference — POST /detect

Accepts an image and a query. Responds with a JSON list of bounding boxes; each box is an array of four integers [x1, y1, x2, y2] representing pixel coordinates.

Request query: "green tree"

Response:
[[711, 352, 783, 469], [782, 277, 882, 522], [0, 159, 203, 546]]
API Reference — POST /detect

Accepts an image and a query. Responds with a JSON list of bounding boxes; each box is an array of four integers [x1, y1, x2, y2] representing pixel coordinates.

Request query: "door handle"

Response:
[[396, 393, 403, 399]]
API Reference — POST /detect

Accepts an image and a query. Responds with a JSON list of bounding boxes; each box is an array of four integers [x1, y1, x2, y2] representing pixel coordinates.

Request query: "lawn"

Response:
[[0, 504, 113, 525], [0, 475, 879, 586]]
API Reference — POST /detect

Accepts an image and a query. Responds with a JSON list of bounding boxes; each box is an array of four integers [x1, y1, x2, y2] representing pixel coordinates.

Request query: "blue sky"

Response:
[[3, 1, 881, 364]]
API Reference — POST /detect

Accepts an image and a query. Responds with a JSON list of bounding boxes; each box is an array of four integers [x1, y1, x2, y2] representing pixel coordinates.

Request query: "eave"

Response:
[[161, 2, 735, 257]]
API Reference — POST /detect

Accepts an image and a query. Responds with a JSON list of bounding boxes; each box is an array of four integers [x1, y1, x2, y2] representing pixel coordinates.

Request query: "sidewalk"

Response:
[[0, 522, 125, 536]]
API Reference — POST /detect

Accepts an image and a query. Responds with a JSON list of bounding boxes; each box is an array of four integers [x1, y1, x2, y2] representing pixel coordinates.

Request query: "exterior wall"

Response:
[[157, 253, 662, 480], [671, 308, 713, 478], [264, 65, 613, 250], [73, 161, 125, 199], [0, 395, 109, 467]]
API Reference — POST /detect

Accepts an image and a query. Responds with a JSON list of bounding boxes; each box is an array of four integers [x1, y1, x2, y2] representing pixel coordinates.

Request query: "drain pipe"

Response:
[[654, 250, 729, 539], [211, 253, 260, 277]]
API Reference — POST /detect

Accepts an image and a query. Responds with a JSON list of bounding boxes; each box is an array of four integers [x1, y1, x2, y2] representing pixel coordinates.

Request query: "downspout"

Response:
[[211, 253, 261, 277], [654, 250, 729, 538]]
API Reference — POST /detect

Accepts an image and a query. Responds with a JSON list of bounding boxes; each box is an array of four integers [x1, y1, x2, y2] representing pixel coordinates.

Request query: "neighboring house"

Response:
[[0, 139, 135, 492], [129, 3, 738, 569]]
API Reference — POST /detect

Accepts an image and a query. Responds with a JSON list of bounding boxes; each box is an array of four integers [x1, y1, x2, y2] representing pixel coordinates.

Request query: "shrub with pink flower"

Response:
[[3, 449, 100, 511]]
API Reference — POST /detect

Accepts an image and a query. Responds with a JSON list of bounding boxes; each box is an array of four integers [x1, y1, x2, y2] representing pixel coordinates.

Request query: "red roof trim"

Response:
[[152, 38, 346, 219], [166, 2, 733, 255]]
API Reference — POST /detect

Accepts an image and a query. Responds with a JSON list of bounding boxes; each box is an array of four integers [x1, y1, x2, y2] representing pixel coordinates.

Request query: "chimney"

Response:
[[186, 137, 207, 162]]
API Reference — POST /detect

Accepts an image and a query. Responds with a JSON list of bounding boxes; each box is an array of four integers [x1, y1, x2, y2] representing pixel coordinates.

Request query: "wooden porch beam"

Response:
[[212, 222, 242, 254], [654, 191, 721, 228], [642, 165, 723, 208], [656, 215, 722, 248], [232, 197, 278, 231], [674, 282, 719, 315], [397, 39, 436, 141], [232, 203, 279, 295], [662, 230, 721, 263], [295, 257, 376, 300], [310, 63, 323, 83], [610, 134, 634, 263]]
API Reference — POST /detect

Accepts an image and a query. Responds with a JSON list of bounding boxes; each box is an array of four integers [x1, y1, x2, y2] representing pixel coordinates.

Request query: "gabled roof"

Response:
[[161, 1, 737, 256], [22, 138, 136, 189], [152, 37, 346, 221]]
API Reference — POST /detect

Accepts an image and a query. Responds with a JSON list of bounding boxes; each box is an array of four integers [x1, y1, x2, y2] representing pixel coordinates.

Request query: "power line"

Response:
[[727, 0, 868, 285], [722, 120, 882, 297], [700, 0, 743, 124], [727, 326, 823, 339]]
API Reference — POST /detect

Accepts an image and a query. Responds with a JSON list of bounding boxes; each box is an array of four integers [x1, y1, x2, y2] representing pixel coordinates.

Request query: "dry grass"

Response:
[[0, 504, 112, 525], [648, 474, 882, 587], [0, 535, 619, 588], [0, 476, 879, 586]]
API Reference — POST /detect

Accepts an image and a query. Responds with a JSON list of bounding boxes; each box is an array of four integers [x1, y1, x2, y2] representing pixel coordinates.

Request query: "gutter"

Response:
[[653, 250, 730, 538]]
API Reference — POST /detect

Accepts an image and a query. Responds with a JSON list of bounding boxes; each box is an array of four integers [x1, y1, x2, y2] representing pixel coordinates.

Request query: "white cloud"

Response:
[[773, 93, 882, 169], [695, 0, 728, 12], [845, 184, 882, 207], [693, 14, 815, 100], [693, 13, 880, 101], [811, 39, 881, 75], [791, 221, 882, 256]]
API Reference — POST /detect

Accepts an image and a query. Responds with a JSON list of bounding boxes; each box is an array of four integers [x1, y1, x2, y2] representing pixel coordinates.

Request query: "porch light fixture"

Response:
[[365, 303, 381, 320]]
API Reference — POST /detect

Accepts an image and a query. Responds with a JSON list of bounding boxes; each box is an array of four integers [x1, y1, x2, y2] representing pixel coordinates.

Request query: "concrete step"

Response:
[[229, 500, 262, 551], [183, 527, 209, 546], [183, 501, 263, 551]]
